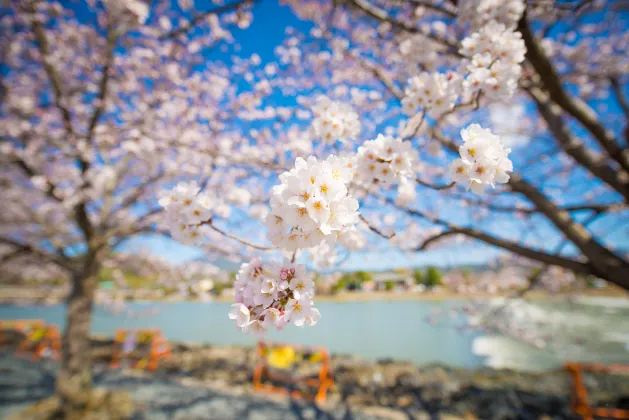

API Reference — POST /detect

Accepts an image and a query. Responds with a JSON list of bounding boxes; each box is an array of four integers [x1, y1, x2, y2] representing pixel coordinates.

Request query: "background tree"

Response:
[[424, 266, 443, 288], [0, 0, 267, 414], [413, 269, 423, 285], [276, 0, 629, 289], [2, 0, 629, 415]]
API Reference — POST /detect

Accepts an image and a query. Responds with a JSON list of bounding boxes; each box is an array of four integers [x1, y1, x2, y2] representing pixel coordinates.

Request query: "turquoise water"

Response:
[[1, 297, 628, 371]]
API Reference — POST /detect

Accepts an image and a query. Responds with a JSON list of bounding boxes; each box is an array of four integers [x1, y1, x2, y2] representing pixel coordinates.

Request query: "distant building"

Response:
[[371, 272, 412, 291]]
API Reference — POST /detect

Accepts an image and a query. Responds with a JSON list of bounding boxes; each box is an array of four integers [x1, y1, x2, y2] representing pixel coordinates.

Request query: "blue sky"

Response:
[[120, 0, 629, 272]]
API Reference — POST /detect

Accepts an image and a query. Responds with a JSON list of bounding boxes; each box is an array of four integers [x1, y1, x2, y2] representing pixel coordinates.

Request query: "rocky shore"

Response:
[[43, 337, 629, 419]]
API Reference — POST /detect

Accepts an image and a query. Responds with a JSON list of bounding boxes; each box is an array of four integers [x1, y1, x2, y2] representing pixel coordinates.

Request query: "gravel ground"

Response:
[[0, 353, 379, 420]]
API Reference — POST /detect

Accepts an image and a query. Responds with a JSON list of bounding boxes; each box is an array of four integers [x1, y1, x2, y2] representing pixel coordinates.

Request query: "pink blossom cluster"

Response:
[[311, 96, 361, 143], [229, 257, 320, 335], [457, 0, 526, 30], [402, 72, 461, 118], [460, 22, 527, 101], [264, 155, 359, 251], [354, 135, 420, 185], [449, 124, 513, 195]]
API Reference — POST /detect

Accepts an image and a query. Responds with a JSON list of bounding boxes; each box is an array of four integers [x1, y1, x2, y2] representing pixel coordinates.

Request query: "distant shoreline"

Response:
[[0, 287, 625, 306]]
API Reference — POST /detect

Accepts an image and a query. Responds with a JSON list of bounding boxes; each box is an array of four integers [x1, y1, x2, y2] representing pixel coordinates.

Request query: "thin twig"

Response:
[[415, 178, 455, 190], [160, 0, 257, 40], [206, 221, 274, 251], [359, 214, 395, 239]]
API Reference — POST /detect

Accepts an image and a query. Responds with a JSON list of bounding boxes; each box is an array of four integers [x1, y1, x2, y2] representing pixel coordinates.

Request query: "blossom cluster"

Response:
[[457, 0, 526, 30], [265, 156, 359, 251], [104, 0, 149, 25], [449, 124, 512, 195], [229, 258, 320, 335], [401, 72, 461, 118], [158, 181, 214, 245], [311, 96, 361, 143], [460, 22, 526, 100], [399, 35, 439, 72], [354, 135, 419, 185]]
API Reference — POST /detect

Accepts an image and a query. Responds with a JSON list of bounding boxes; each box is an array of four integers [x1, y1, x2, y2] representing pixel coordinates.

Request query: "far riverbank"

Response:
[[1, 285, 625, 305]]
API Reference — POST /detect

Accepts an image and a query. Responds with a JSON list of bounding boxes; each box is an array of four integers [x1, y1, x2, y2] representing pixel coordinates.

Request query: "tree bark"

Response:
[[432, 130, 629, 290], [518, 12, 629, 174], [55, 261, 99, 417], [529, 87, 629, 203]]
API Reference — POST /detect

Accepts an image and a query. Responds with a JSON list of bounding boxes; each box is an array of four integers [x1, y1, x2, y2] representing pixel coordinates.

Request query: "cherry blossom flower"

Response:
[[104, 0, 149, 25], [265, 155, 359, 251], [457, 0, 526, 31], [354, 135, 420, 186], [402, 72, 461, 118], [230, 258, 319, 335], [311, 96, 361, 143], [449, 124, 513, 195], [459, 22, 526, 101], [158, 181, 217, 245]]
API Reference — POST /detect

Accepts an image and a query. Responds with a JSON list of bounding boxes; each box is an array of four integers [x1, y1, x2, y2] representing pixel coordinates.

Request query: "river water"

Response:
[[1, 297, 628, 371]]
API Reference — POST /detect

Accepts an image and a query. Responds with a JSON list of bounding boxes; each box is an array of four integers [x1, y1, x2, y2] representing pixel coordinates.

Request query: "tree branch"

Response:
[[160, 0, 257, 40], [29, 6, 75, 137], [415, 178, 455, 190], [0, 237, 74, 272], [461, 199, 623, 215], [610, 77, 629, 146], [518, 12, 629, 174], [86, 27, 117, 143], [414, 230, 459, 250], [348, 0, 461, 55], [392, 200, 595, 275], [432, 128, 629, 289], [407, 0, 457, 18], [528, 86, 629, 203], [359, 214, 396, 239], [206, 222, 275, 250]]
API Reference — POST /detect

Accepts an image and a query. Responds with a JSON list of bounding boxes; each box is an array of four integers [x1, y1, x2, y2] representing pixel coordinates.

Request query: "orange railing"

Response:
[[566, 362, 629, 419], [110, 328, 171, 371], [0, 319, 61, 360], [253, 341, 334, 403]]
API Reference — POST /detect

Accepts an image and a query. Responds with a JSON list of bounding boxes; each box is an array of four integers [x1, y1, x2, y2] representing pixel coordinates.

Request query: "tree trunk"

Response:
[[55, 263, 99, 418]]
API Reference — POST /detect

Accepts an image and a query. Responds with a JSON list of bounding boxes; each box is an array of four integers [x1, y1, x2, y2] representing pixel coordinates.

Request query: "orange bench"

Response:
[[0, 319, 61, 360], [253, 341, 334, 403], [566, 362, 629, 419], [110, 329, 171, 371]]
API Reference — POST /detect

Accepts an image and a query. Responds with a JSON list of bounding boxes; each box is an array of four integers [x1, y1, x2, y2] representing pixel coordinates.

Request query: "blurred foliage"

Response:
[[413, 270, 423, 285], [98, 267, 157, 289], [424, 267, 443, 288], [384, 280, 395, 291], [213, 282, 230, 296], [332, 271, 373, 293], [412, 267, 443, 288]]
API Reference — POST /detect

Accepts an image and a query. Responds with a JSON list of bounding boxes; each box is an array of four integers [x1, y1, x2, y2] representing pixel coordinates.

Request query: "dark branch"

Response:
[[359, 214, 396, 239], [414, 230, 459, 251], [160, 0, 257, 40]]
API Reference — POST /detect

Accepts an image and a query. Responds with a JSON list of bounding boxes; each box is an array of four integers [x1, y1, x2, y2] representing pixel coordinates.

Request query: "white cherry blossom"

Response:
[[449, 124, 513, 195], [229, 258, 319, 334]]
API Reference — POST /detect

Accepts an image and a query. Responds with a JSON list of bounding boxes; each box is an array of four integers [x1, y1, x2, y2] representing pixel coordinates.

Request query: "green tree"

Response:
[[332, 274, 351, 293], [424, 266, 443, 288], [384, 280, 395, 291], [413, 270, 423, 285], [354, 271, 373, 284]]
